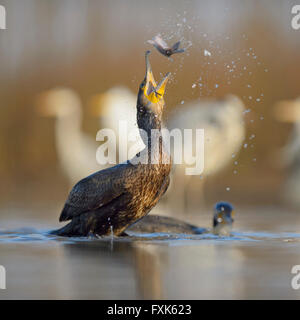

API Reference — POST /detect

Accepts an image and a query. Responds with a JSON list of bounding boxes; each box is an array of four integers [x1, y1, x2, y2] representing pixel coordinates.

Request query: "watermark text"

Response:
[[95, 121, 204, 175], [0, 5, 6, 30], [0, 265, 6, 289], [291, 265, 300, 290], [291, 5, 300, 30]]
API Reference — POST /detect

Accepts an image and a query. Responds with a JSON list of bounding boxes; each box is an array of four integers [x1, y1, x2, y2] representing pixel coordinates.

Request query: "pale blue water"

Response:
[[1, 228, 300, 243], [1, 207, 300, 299]]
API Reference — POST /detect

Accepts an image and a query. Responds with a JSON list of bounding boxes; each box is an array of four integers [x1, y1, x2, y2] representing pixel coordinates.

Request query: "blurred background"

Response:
[[0, 0, 300, 223]]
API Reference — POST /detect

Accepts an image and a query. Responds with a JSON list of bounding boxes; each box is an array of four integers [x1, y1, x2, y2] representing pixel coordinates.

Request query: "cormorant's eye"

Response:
[[140, 81, 146, 89]]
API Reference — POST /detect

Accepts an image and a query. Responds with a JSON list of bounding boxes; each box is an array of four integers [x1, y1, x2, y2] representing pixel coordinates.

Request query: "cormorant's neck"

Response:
[[137, 110, 162, 133], [136, 105, 169, 165], [137, 104, 162, 145]]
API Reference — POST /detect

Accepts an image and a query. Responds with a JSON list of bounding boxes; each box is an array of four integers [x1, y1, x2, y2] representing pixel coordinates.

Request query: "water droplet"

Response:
[[243, 108, 251, 114], [204, 49, 211, 56], [249, 134, 255, 140], [181, 100, 185, 104], [226, 187, 231, 191], [215, 84, 219, 88]]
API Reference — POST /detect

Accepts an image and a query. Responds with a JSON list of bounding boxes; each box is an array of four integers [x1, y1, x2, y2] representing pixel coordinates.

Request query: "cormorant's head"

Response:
[[213, 201, 234, 236], [138, 51, 171, 118]]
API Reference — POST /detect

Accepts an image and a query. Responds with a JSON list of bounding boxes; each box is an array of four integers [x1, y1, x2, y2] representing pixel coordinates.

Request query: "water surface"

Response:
[[1, 206, 300, 299]]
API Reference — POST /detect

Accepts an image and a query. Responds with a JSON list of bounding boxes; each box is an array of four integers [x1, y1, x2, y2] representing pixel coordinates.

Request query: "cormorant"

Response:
[[51, 51, 172, 237], [129, 202, 235, 236]]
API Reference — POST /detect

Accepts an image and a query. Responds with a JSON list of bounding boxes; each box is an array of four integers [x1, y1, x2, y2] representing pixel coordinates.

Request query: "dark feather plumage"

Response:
[[128, 214, 207, 234], [51, 51, 172, 237]]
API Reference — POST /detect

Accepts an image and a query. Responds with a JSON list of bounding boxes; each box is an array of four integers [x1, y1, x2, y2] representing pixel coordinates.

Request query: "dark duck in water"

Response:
[[129, 202, 235, 236], [51, 51, 172, 237]]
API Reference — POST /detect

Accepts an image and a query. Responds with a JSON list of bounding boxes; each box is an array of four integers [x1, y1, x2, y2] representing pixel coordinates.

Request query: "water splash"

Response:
[[1, 227, 300, 245]]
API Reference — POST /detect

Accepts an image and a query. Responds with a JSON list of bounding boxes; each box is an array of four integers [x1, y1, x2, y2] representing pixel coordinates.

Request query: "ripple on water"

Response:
[[1, 228, 300, 245]]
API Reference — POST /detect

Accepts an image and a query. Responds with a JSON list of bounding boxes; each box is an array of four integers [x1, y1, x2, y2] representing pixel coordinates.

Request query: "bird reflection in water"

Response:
[[60, 240, 165, 299]]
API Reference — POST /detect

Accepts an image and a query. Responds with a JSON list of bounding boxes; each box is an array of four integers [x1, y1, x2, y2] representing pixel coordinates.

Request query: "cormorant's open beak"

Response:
[[274, 101, 300, 123], [144, 51, 170, 104]]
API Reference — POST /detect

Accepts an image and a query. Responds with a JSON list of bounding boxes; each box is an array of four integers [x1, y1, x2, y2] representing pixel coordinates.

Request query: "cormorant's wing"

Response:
[[59, 163, 131, 221]]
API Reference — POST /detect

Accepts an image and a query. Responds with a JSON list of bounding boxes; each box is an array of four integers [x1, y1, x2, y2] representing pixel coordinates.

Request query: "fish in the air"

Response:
[[147, 34, 185, 57]]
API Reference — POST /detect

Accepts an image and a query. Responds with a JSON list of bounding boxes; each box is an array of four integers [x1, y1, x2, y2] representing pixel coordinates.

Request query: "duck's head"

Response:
[[35, 88, 81, 118], [213, 201, 234, 236], [137, 51, 171, 120]]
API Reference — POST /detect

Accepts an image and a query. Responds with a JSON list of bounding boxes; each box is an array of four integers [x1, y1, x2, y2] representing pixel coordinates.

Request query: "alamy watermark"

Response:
[[0, 265, 6, 289], [0, 5, 6, 30], [95, 121, 204, 176], [291, 5, 300, 30], [291, 265, 300, 290]]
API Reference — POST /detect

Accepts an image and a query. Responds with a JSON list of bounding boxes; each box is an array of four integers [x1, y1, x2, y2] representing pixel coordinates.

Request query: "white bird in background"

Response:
[[89, 86, 145, 161], [36, 88, 106, 186], [274, 98, 300, 208], [165, 95, 246, 213]]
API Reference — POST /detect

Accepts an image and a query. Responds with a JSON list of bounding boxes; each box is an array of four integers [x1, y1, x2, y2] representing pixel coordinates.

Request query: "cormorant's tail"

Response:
[[49, 221, 80, 237]]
